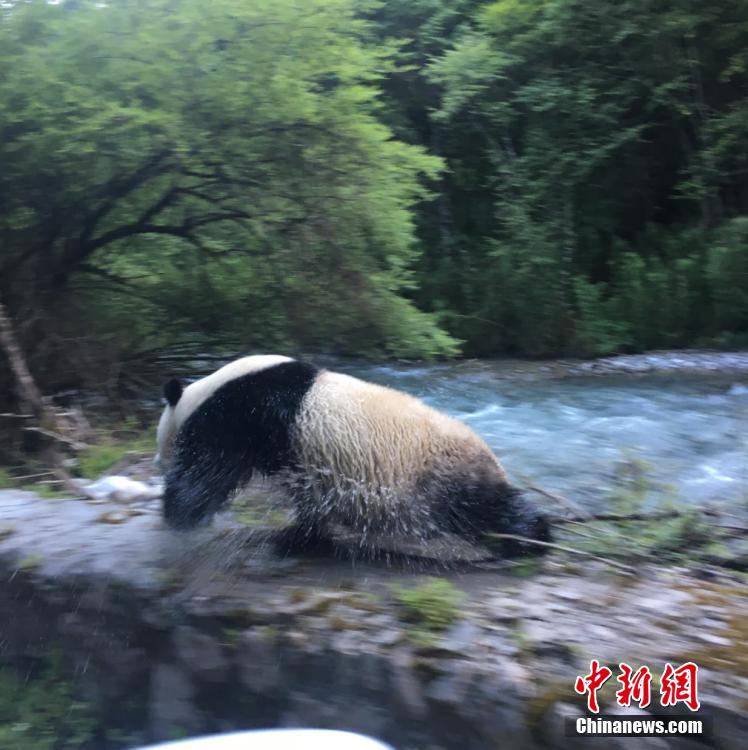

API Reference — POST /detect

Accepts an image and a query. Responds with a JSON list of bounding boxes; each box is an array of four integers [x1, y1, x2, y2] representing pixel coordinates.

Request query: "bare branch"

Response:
[[22, 426, 90, 451], [483, 533, 636, 573], [79, 150, 174, 246]]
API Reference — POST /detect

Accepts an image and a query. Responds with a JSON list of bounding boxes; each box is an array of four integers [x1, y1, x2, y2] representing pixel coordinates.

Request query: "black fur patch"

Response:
[[426, 472, 552, 557], [163, 360, 318, 529], [163, 378, 183, 407]]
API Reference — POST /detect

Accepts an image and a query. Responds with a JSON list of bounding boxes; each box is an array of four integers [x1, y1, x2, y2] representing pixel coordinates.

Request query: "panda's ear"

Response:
[[163, 378, 183, 407]]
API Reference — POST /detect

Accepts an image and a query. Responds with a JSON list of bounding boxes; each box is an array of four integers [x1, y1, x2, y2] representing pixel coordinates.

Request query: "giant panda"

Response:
[[156, 355, 551, 555]]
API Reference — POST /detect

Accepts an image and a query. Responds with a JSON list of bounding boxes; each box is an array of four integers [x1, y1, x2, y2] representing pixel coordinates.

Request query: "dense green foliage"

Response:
[[0, 0, 450, 398], [1, 0, 747, 398], [374, 0, 748, 355]]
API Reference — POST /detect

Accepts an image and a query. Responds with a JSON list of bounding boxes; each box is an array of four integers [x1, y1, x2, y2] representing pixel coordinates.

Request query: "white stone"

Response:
[[85, 475, 162, 502]]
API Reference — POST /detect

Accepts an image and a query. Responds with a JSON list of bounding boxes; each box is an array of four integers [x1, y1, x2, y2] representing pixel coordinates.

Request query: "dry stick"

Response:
[[22, 426, 90, 451], [559, 524, 601, 541], [483, 532, 636, 574], [11, 471, 56, 481]]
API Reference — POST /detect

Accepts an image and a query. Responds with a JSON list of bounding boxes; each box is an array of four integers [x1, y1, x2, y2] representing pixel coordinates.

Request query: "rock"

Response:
[[553, 586, 587, 601], [543, 701, 583, 748], [370, 627, 404, 648], [281, 591, 353, 616], [705, 701, 748, 750], [389, 650, 427, 718], [486, 595, 524, 620], [149, 662, 201, 740], [85, 475, 161, 502], [173, 625, 228, 681], [95, 510, 132, 524], [433, 622, 481, 655], [425, 664, 477, 708], [693, 631, 732, 647], [237, 627, 284, 694]]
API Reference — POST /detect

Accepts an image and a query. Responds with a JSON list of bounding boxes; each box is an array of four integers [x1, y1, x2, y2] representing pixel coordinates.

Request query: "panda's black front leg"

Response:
[[163, 438, 249, 530]]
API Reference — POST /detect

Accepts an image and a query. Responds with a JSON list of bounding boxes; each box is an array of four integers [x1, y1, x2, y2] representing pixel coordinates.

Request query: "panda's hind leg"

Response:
[[274, 499, 336, 555]]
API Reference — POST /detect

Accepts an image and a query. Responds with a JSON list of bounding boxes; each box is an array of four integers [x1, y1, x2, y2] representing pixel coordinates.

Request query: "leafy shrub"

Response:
[[0, 657, 95, 750]]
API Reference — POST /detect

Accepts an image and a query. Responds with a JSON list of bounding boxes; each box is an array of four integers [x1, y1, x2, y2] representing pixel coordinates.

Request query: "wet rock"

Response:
[[370, 627, 404, 648], [2, 487, 748, 750], [425, 663, 478, 708], [468, 672, 531, 748], [432, 622, 481, 656], [149, 662, 201, 740], [543, 701, 583, 749], [706, 701, 748, 750], [389, 650, 428, 718], [237, 627, 284, 694], [486, 595, 524, 621], [281, 591, 353, 616], [693, 631, 732, 647], [95, 510, 132, 524], [173, 626, 228, 681]]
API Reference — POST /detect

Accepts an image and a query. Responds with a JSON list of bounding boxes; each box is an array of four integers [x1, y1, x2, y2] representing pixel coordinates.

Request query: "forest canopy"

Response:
[[1, 0, 747, 397]]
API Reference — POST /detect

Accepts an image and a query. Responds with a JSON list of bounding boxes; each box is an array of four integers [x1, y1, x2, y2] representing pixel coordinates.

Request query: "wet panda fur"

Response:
[[156, 355, 551, 555]]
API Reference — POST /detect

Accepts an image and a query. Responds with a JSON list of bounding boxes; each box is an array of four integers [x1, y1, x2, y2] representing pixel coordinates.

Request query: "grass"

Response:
[[0, 468, 15, 489], [17, 553, 43, 571], [554, 453, 739, 568], [36, 483, 68, 500], [0, 656, 95, 750], [0, 523, 16, 541], [76, 431, 153, 479], [391, 577, 465, 634]]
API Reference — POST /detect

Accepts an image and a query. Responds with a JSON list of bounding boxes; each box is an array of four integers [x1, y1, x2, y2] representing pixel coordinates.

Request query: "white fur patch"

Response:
[[155, 354, 293, 467], [292, 370, 505, 532]]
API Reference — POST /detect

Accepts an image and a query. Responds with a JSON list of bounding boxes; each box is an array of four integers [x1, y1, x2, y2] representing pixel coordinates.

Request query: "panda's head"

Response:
[[494, 488, 552, 556], [447, 482, 552, 556], [155, 378, 183, 471]]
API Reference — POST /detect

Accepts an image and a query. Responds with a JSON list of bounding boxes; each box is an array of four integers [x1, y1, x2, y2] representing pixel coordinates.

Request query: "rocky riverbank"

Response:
[[570, 351, 748, 376], [0, 489, 746, 749]]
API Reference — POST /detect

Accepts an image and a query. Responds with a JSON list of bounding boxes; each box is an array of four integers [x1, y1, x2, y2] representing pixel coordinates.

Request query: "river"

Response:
[[324, 355, 748, 513]]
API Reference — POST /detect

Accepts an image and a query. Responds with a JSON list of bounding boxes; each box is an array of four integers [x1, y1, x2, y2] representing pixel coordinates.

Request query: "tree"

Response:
[[0, 0, 454, 399], [379, 0, 748, 355]]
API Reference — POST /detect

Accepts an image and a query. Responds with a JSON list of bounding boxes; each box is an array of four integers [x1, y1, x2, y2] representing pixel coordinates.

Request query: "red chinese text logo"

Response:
[[616, 662, 652, 709], [660, 662, 700, 711], [574, 660, 613, 713], [575, 661, 699, 714]]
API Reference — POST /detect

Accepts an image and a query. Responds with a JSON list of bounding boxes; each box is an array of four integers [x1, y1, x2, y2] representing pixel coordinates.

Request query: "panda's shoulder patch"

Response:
[[177, 359, 320, 476]]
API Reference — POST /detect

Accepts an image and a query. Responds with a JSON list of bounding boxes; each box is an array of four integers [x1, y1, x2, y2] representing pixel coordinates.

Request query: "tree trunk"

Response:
[[0, 296, 45, 420], [0, 296, 93, 497]]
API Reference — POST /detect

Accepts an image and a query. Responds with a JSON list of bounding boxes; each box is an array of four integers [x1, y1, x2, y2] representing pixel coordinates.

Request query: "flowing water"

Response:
[[330, 357, 748, 513]]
